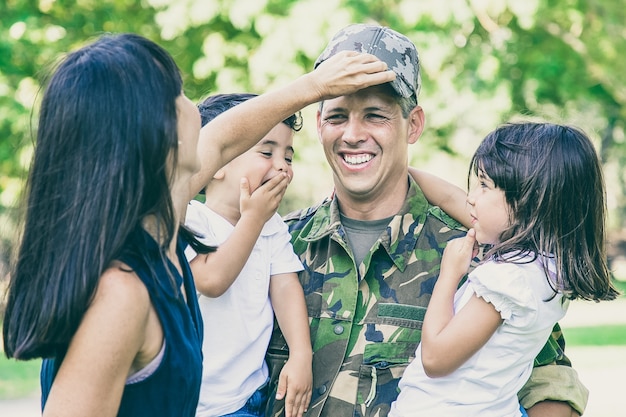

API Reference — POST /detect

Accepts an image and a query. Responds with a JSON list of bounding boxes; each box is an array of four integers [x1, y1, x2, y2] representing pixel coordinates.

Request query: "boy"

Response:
[[185, 93, 311, 417]]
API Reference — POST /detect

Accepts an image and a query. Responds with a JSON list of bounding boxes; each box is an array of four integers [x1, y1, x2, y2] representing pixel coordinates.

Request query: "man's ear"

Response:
[[407, 106, 425, 145], [316, 109, 323, 144]]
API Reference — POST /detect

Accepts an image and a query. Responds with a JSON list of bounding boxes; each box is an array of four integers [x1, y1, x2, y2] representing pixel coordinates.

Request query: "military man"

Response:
[[267, 23, 587, 417]]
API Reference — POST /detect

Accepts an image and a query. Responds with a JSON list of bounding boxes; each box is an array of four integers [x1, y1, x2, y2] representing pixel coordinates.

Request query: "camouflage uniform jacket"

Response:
[[266, 177, 586, 417]]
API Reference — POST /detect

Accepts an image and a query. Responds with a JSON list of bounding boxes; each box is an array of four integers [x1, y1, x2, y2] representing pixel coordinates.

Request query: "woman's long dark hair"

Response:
[[471, 122, 619, 301], [3, 33, 183, 359]]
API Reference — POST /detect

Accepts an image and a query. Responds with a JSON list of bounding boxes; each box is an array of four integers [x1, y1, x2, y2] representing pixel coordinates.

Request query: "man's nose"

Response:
[[342, 118, 366, 144]]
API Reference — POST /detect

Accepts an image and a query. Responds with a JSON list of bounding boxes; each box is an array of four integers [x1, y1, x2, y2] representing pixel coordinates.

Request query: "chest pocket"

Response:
[[377, 303, 426, 329], [363, 303, 427, 367]]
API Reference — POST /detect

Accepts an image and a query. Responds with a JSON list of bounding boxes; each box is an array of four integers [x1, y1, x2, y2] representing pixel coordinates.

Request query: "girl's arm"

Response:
[[191, 174, 288, 297], [43, 266, 154, 417], [190, 51, 395, 196], [270, 273, 313, 417], [420, 229, 502, 377], [408, 167, 472, 228]]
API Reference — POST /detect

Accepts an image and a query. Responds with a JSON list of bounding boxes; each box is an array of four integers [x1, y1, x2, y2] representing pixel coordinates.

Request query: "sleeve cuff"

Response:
[[518, 365, 589, 415]]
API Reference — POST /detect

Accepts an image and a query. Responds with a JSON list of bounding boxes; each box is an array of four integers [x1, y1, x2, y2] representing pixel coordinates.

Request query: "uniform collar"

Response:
[[304, 176, 431, 271]]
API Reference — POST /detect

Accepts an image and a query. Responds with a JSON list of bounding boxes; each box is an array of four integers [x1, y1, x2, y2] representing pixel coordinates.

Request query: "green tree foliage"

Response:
[[1, 0, 625, 276]]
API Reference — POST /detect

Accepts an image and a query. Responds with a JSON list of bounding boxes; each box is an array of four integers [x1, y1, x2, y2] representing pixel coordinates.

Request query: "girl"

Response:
[[1, 32, 394, 417], [392, 122, 619, 417]]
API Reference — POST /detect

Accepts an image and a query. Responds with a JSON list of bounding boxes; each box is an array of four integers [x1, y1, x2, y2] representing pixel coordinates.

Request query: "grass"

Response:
[[565, 324, 626, 346], [1, 326, 624, 401], [0, 280, 623, 401], [0, 354, 41, 400], [614, 278, 626, 295], [0, 323, 41, 400], [563, 278, 626, 347]]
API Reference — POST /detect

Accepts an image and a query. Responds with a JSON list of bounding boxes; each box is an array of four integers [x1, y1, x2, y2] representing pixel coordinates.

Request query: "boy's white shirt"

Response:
[[185, 199, 303, 417]]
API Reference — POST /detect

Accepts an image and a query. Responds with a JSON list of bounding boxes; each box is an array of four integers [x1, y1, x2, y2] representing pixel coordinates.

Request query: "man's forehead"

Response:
[[323, 87, 398, 111]]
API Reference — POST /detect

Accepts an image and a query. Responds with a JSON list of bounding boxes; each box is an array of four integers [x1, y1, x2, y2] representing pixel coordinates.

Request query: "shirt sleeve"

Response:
[[518, 364, 589, 414], [269, 214, 304, 276], [467, 261, 538, 327]]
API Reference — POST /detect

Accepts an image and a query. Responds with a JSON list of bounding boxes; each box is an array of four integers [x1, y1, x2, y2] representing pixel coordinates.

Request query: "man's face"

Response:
[[317, 85, 422, 205]]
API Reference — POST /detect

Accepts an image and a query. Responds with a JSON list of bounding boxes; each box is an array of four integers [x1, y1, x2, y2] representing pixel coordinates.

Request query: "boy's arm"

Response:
[[269, 273, 312, 417], [190, 215, 261, 298], [408, 167, 472, 228], [191, 174, 288, 297], [189, 51, 395, 197]]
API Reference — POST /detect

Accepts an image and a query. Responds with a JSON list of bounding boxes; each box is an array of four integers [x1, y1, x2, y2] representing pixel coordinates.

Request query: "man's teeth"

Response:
[[344, 154, 373, 165]]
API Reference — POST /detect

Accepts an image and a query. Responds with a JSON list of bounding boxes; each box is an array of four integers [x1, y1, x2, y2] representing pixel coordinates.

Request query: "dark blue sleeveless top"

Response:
[[41, 229, 203, 416]]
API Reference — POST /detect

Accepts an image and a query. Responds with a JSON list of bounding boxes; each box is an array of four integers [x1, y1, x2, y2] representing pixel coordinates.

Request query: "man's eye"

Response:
[[325, 115, 346, 123]]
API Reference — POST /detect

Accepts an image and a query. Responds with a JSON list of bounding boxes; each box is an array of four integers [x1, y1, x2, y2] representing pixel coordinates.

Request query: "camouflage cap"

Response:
[[315, 23, 421, 100]]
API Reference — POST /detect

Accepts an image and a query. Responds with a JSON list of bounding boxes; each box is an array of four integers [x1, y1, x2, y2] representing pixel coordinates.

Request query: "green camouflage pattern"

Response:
[[314, 23, 420, 100], [266, 178, 464, 417], [265, 177, 583, 417]]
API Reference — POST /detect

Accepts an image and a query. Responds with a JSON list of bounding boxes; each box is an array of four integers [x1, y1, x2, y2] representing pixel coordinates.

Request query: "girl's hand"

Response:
[[440, 229, 479, 283], [308, 51, 396, 100], [239, 173, 289, 225]]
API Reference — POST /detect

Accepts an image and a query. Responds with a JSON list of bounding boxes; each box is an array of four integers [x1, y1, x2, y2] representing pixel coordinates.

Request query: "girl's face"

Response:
[[466, 168, 511, 245]]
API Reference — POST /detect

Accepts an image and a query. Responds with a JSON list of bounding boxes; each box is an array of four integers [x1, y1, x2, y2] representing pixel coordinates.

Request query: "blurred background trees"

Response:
[[1, 0, 625, 281]]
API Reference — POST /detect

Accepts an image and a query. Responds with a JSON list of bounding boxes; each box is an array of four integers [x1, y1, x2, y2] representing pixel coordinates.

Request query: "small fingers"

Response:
[[466, 228, 480, 258], [298, 391, 312, 417], [464, 228, 476, 246], [239, 177, 250, 194], [265, 172, 287, 187], [458, 230, 476, 257], [285, 391, 307, 417]]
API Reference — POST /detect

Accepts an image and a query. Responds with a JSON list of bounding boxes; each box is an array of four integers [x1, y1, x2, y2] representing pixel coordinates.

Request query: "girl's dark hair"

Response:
[[470, 122, 619, 301], [3, 33, 184, 359]]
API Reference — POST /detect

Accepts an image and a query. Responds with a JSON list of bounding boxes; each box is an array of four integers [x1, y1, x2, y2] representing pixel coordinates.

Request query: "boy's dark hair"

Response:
[[198, 93, 303, 131]]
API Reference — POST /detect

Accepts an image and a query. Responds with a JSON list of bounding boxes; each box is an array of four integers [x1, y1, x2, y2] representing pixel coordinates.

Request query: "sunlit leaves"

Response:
[[0, 0, 625, 257]]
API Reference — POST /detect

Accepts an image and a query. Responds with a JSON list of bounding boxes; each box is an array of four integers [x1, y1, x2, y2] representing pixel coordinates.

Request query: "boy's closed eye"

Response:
[[258, 150, 294, 164]]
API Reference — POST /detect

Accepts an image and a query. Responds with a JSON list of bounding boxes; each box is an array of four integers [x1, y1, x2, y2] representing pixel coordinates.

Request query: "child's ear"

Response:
[[213, 168, 226, 180]]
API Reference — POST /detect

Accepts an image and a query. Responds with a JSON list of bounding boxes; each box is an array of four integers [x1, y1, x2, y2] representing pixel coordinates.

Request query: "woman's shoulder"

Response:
[[97, 262, 152, 315], [90, 263, 156, 356]]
